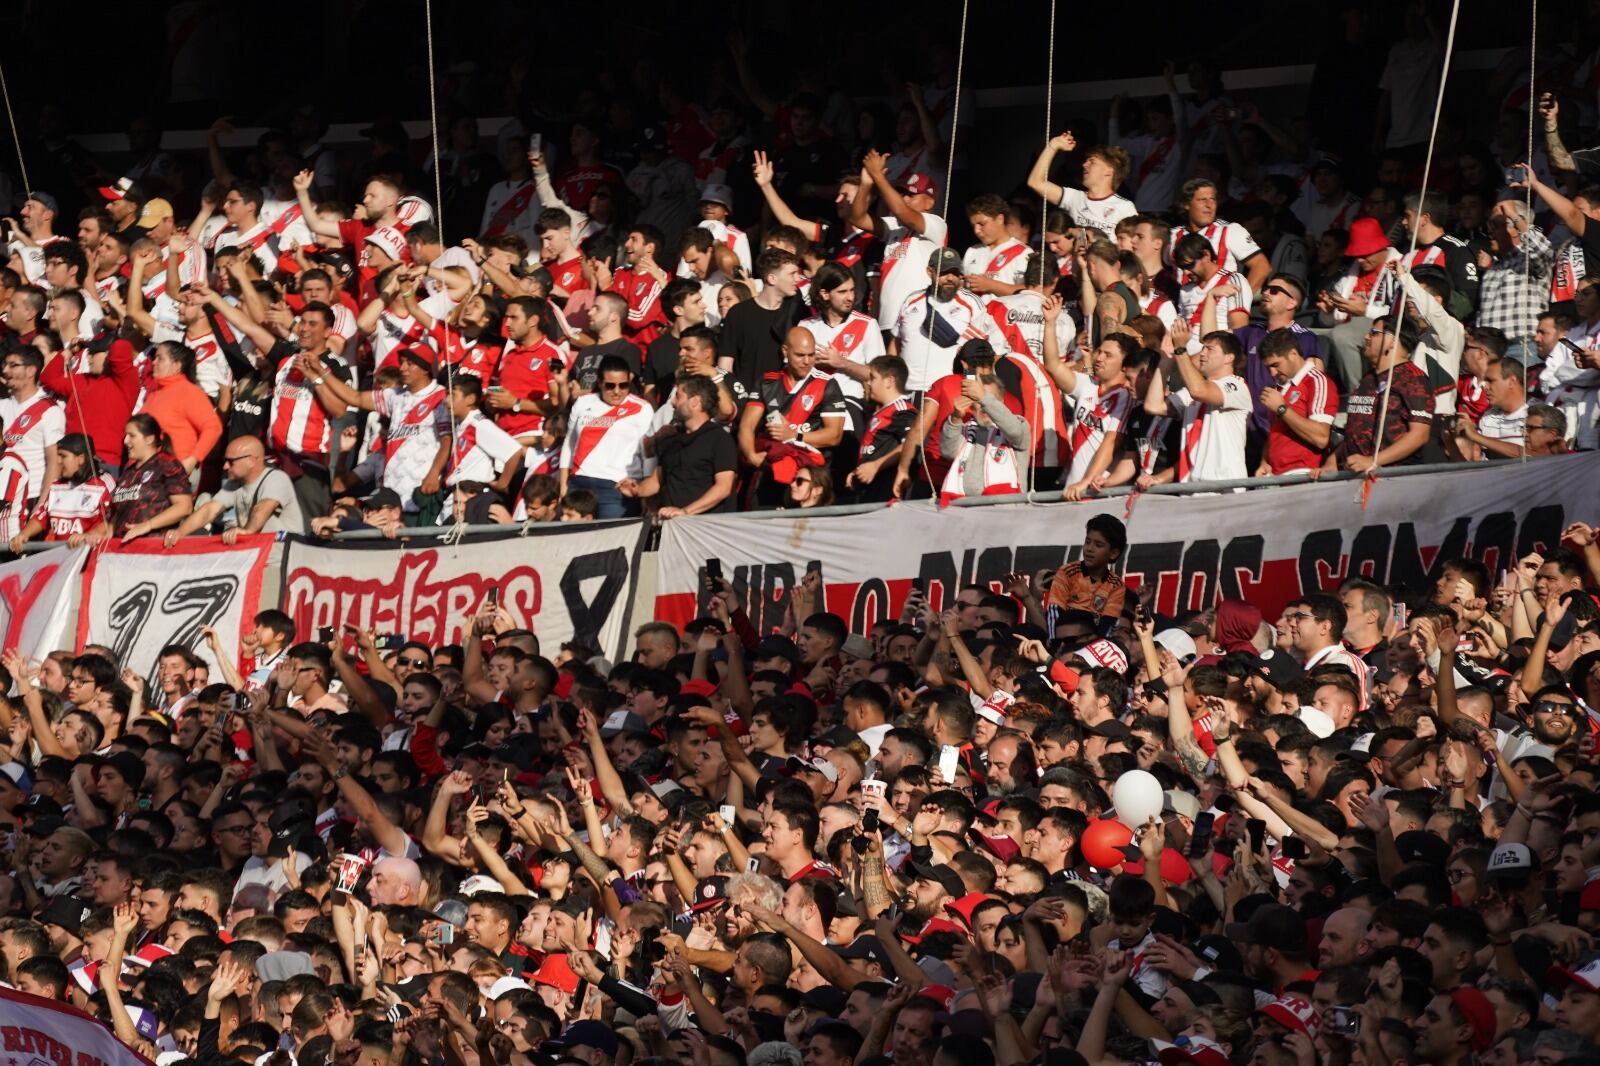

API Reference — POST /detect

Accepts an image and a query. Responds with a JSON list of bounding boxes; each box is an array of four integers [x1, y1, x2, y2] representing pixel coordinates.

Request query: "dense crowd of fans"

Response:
[[2, 9, 1600, 1066]]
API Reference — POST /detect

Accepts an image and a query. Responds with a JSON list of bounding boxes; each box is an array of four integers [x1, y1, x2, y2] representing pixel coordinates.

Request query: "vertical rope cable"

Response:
[[1025, 0, 1057, 503], [1370, 0, 1462, 474], [1522, 0, 1537, 462], [0, 58, 29, 194], [940, 0, 969, 220], [423, 0, 462, 540]]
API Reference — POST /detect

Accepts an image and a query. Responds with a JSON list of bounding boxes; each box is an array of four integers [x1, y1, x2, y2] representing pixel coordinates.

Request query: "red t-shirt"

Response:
[[494, 339, 560, 437], [1266, 364, 1339, 473]]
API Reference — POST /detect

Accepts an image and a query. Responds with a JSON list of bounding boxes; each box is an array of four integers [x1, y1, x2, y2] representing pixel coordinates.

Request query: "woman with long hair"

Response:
[[9, 434, 117, 551], [89, 414, 193, 543]]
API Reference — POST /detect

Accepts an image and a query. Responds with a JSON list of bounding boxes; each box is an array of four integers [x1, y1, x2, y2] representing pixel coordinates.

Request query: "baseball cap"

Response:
[[487, 975, 533, 1000], [256, 950, 315, 982], [1485, 842, 1539, 881], [600, 710, 648, 737], [897, 172, 937, 197], [551, 1020, 618, 1056], [12, 795, 62, 818], [1448, 987, 1497, 1051], [906, 860, 965, 898], [801, 985, 849, 1016], [929, 247, 964, 276], [1297, 706, 1335, 739], [1256, 993, 1319, 1038], [1250, 648, 1304, 691], [364, 226, 408, 263], [833, 934, 886, 962], [1394, 829, 1450, 866], [397, 346, 436, 374], [1224, 903, 1307, 953], [23, 816, 66, 837], [1075, 638, 1130, 673], [679, 679, 718, 701], [458, 874, 502, 896], [915, 984, 957, 1011], [943, 892, 994, 930], [97, 177, 143, 203], [691, 876, 729, 912], [362, 487, 404, 511], [700, 183, 734, 209], [1153, 629, 1198, 663], [25, 190, 58, 214], [35, 896, 91, 938], [1153, 1037, 1231, 1066], [794, 755, 838, 783], [138, 198, 174, 228], [1088, 719, 1135, 741], [754, 635, 800, 663], [1548, 957, 1600, 993], [1163, 789, 1201, 820]]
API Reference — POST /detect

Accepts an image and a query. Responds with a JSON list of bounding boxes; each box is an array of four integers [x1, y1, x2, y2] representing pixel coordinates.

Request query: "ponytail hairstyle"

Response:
[[125, 413, 172, 458], [153, 340, 198, 383]]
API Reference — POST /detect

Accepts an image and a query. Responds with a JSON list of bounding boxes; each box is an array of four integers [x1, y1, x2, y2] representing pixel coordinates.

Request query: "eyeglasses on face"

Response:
[[399, 656, 429, 668]]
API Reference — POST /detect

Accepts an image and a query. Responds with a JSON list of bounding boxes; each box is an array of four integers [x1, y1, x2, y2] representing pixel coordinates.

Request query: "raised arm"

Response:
[[1026, 134, 1075, 209], [752, 151, 822, 237], [864, 150, 926, 234], [306, 732, 413, 857], [293, 170, 344, 239]]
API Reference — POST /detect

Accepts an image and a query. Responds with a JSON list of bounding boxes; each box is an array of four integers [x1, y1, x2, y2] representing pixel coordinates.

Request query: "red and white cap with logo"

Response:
[[365, 226, 408, 263], [1257, 994, 1319, 1038], [898, 172, 937, 197], [1549, 957, 1600, 992], [1153, 1037, 1231, 1066], [98, 176, 136, 201], [1076, 638, 1130, 674]]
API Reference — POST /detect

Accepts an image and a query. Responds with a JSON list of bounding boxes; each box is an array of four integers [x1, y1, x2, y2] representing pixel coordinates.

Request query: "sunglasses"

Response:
[[1262, 284, 1298, 299], [601, 381, 631, 391], [1534, 699, 1580, 718], [398, 657, 429, 668]]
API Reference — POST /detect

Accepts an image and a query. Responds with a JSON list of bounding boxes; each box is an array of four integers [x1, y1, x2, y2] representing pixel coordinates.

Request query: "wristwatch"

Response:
[[313, 376, 326, 386], [333, 766, 349, 780], [1275, 403, 1288, 416], [513, 399, 523, 414]]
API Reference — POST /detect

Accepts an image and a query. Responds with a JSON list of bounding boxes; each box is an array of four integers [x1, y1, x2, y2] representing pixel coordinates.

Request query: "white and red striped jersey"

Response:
[[30, 473, 114, 539], [875, 212, 949, 332], [373, 383, 451, 509], [270, 353, 348, 460], [211, 219, 279, 276], [1057, 188, 1137, 244], [561, 392, 654, 483], [1004, 350, 1068, 469], [1140, 290, 1179, 331], [698, 219, 753, 276], [448, 409, 523, 486], [370, 291, 459, 371], [798, 310, 885, 407], [185, 330, 234, 401], [1065, 377, 1134, 485], [961, 238, 1032, 295], [1170, 375, 1251, 483], [1169, 220, 1261, 281], [329, 303, 359, 346], [893, 288, 1009, 391], [1552, 241, 1586, 304], [1177, 270, 1253, 352], [0, 451, 28, 541]]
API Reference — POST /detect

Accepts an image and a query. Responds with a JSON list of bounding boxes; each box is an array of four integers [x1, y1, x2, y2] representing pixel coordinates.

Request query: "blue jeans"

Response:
[[569, 475, 637, 519]]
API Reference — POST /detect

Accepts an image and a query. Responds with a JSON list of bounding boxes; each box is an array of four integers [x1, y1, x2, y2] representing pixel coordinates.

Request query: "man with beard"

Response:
[[890, 248, 1008, 392], [899, 861, 965, 939], [984, 733, 1037, 795]]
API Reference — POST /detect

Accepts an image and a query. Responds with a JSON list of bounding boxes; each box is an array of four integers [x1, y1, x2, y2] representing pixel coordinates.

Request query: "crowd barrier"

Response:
[[11, 455, 1597, 678]]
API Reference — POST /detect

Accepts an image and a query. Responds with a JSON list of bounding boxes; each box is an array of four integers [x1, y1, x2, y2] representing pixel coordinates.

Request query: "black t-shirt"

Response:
[[718, 296, 802, 395], [571, 338, 642, 393], [657, 418, 738, 511], [644, 332, 681, 395]]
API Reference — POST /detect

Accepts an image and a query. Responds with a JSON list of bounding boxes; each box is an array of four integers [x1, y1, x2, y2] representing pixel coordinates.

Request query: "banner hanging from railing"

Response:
[[0, 986, 157, 1066], [653, 455, 1600, 632], [78, 536, 275, 681], [279, 522, 646, 660], [0, 546, 88, 662]]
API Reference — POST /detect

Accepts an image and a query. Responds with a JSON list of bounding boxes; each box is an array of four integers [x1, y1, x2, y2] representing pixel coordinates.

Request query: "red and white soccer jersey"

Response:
[[962, 239, 1031, 295], [30, 473, 114, 539], [1004, 349, 1067, 470], [1140, 290, 1178, 331], [875, 213, 949, 332], [699, 219, 753, 276], [548, 254, 587, 298], [1170, 375, 1251, 483], [1064, 377, 1134, 485], [211, 220, 280, 276], [0, 392, 65, 500], [1265, 363, 1338, 474], [269, 354, 348, 461], [494, 339, 561, 439], [609, 268, 668, 346], [480, 179, 541, 246], [989, 291, 1048, 360], [329, 303, 359, 348], [1177, 270, 1253, 353], [561, 392, 654, 483], [448, 409, 524, 486], [798, 310, 885, 410], [185, 330, 234, 402], [369, 291, 459, 371], [1169, 220, 1261, 281], [373, 383, 451, 509], [1057, 188, 1137, 243], [0, 451, 29, 541], [893, 288, 1008, 392], [432, 322, 503, 383]]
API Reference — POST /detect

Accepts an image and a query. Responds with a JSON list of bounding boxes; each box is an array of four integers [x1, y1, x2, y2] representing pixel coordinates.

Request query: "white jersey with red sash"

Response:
[[211, 219, 279, 275], [990, 291, 1049, 360], [1169, 219, 1260, 283], [0, 393, 64, 500], [1064, 378, 1133, 485], [374, 382, 450, 510], [699, 219, 753, 275], [371, 309, 434, 371], [1177, 270, 1253, 352], [562, 392, 653, 483], [798, 311, 884, 411], [481, 180, 540, 240], [448, 408, 523, 486], [961, 238, 1031, 301], [185, 330, 234, 401], [30, 473, 114, 539], [939, 420, 1022, 506], [875, 213, 949, 331]]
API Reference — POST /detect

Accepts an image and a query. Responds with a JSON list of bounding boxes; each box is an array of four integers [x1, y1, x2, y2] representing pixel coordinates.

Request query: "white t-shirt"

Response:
[[1477, 404, 1527, 447], [1057, 188, 1137, 244], [1170, 374, 1251, 483], [561, 392, 654, 483], [876, 212, 948, 331], [893, 288, 1008, 391], [0, 392, 65, 499], [1380, 37, 1445, 148]]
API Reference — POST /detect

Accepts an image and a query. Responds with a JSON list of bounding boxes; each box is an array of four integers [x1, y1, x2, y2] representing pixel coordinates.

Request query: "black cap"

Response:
[[801, 986, 849, 1016], [754, 635, 800, 663], [35, 895, 91, 937], [1224, 903, 1307, 953], [362, 487, 404, 511], [691, 876, 729, 912], [1250, 649, 1303, 691], [905, 860, 966, 899], [833, 934, 886, 962], [12, 795, 63, 818], [24, 816, 66, 837], [1394, 829, 1450, 867], [100, 750, 146, 791], [1088, 719, 1135, 741]]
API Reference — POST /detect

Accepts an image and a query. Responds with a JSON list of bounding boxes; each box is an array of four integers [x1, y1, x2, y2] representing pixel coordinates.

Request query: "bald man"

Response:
[[1317, 906, 1373, 968], [163, 434, 307, 543], [737, 325, 847, 506], [369, 856, 423, 907]]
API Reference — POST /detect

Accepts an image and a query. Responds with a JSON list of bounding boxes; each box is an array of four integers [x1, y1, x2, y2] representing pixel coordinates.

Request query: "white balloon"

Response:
[[1112, 769, 1164, 829]]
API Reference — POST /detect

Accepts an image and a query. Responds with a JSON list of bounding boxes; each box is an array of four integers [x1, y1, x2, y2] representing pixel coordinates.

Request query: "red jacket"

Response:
[[41, 339, 141, 468]]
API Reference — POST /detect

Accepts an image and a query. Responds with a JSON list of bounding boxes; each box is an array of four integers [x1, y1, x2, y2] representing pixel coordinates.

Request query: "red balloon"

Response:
[[1081, 818, 1135, 869]]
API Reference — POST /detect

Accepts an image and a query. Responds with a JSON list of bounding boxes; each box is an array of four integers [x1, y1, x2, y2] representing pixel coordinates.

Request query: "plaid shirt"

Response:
[[1477, 225, 1553, 344]]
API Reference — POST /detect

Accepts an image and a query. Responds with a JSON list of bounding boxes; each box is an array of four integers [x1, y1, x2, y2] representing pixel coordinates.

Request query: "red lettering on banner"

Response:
[[282, 550, 542, 646], [0, 564, 59, 649], [1, 1027, 75, 1066]]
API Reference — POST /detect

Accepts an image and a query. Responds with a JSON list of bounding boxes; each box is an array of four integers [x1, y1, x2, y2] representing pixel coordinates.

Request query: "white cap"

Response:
[[488, 976, 533, 999], [1153, 629, 1198, 663], [458, 874, 503, 897], [1297, 706, 1335, 739]]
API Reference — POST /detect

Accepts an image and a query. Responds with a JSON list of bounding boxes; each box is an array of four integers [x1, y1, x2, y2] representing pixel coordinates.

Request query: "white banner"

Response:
[[0, 985, 156, 1066], [654, 455, 1600, 633], [79, 536, 275, 682], [0, 548, 88, 661], [279, 522, 646, 660]]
